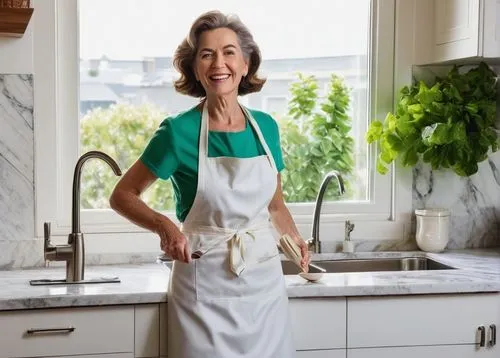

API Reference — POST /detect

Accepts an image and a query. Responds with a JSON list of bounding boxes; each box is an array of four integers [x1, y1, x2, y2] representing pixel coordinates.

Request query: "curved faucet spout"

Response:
[[309, 171, 345, 253], [72, 151, 122, 234]]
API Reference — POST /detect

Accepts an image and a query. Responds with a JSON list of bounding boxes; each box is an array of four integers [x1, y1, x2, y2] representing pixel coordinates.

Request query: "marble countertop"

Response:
[[1, 249, 500, 311]]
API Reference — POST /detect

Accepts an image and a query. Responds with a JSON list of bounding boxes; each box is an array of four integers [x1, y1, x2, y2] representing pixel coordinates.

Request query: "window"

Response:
[[35, 0, 410, 243]]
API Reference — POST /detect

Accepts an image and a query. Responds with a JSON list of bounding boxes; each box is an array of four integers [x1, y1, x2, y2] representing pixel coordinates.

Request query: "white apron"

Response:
[[167, 103, 296, 358]]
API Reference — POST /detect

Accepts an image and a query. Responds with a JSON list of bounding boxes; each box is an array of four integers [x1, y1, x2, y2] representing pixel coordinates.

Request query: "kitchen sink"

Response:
[[157, 255, 456, 274], [281, 257, 456, 275]]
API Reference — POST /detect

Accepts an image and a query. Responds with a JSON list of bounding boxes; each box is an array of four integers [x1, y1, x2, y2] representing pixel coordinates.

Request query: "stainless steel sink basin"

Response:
[[281, 257, 456, 275]]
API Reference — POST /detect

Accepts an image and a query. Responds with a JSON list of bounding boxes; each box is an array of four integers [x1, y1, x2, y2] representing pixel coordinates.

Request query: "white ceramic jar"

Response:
[[415, 208, 450, 252]]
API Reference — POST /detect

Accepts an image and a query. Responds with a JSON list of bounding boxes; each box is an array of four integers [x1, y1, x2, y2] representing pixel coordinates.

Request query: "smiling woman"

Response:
[[108, 10, 306, 358]]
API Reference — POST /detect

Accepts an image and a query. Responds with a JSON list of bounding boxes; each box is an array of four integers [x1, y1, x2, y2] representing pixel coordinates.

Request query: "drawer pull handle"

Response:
[[26, 327, 75, 335], [478, 326, 486, 347], [490, 324, 497, 347]]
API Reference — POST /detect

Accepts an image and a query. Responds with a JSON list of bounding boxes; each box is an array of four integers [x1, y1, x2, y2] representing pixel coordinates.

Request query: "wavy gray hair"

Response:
[[173, 10, 266, 97]]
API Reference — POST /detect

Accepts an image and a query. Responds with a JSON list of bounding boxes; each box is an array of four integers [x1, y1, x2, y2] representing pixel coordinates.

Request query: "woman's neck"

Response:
[[204, 94, 245, 131]]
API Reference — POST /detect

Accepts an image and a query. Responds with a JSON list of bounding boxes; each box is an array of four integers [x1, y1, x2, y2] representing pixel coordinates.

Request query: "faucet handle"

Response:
[[44, 222, 50, 238], [345, 220, 355, 240], [43, 222, 56, 257]]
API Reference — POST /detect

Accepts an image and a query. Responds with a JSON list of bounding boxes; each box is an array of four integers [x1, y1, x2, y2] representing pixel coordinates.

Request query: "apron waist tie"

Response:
[[181, 223, 269, 276], [229, 231, 256, 276]]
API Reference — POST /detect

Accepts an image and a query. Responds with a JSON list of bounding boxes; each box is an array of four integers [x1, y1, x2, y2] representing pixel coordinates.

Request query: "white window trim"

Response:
[[34, 0, 412, 246]]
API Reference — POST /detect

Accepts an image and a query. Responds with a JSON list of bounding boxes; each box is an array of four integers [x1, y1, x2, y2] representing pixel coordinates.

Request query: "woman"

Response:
[[110, 10, 310, 358]]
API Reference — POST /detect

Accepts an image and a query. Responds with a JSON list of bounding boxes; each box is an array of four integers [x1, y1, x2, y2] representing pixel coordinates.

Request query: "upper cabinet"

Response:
[[414, 0, 500, 64], [482, 0, 500, 57]]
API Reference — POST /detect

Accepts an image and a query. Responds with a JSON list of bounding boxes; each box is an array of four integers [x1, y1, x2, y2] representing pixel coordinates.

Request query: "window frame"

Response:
[[34, 0, 412, 245]]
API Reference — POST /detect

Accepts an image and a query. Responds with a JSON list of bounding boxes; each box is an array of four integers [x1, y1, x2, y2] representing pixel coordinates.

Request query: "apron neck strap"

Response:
[[199, 101, 277, 172]]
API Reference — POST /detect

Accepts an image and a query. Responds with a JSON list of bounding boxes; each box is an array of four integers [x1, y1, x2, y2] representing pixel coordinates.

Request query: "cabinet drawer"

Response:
[[347, 293, 499, 348], [46, 355, 133, 358], [297, 349, 346, 358], [290, 298, 346, 350], [0, 305, 134, 357]]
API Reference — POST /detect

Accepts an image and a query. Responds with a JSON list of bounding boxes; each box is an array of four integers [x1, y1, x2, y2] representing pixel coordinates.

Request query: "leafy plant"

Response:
[[366, 62, 498, 176], [80, 103, 175, 210], [279, 73, 355, 202]]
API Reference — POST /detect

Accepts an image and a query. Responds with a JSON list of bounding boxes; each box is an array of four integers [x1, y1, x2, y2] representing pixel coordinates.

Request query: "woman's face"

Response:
[[194, 27, 249, 98]]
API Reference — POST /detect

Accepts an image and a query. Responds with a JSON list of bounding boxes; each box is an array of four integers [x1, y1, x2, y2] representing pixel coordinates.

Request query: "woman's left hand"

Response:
[[292, 236, 310, 272]]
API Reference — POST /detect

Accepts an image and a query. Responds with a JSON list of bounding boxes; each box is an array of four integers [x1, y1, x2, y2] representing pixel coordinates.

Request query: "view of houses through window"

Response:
[[79, 0, 371, 211]]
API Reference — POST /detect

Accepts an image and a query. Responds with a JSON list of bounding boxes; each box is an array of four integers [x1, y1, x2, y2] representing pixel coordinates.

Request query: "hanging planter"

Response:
[[0, 0, 33, 38]]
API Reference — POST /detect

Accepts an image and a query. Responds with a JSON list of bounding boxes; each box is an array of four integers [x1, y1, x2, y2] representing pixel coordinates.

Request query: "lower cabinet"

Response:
[[50, 355, 133, 358], [347, 345, 497, 358], [347, 293, 499, 358], [134, 304, 160, 358], [297, 349, 346, 357], [0, 305, 134, 358], [1, 292, 498, 357], [134, 302, 168, 358], [289, 297, 347, 351]]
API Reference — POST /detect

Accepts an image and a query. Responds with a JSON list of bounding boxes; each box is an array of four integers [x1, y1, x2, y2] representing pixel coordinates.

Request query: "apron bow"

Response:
[[229, 230, 256, 276]]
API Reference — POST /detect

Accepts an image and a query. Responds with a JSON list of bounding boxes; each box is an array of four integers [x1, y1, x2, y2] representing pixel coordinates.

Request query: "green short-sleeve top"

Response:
[[139, 105, 285, 222]]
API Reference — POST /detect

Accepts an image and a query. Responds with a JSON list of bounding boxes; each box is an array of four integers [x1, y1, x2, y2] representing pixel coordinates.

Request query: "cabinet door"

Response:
[[159, 302, 168, 357], [347, 293, 499, 348], [482, 0, 500, 57], [348, 345, 497, 358], [297, 349, 346, 358], [434, 0, 481, 61], [134, 304, 160, 358], [289, 298, 346, 350]]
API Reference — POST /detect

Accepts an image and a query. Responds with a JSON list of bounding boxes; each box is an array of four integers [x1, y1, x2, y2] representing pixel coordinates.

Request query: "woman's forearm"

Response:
[[269, 203, 302, 241]]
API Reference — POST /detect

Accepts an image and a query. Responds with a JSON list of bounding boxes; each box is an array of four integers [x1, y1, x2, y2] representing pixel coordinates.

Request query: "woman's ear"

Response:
[[243, 58, 249, 77]]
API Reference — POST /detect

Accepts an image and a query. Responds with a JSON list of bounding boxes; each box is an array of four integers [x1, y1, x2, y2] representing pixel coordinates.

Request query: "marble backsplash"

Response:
[[0, 74, 39, 269]]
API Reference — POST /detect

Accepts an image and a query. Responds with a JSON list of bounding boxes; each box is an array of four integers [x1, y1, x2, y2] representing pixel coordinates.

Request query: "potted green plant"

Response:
[[365, 62, 498, 177]]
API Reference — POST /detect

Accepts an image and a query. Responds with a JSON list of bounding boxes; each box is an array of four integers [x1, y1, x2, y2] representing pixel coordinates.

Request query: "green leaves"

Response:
[[280, 73, 355, 202], [365, 62, 498, 177], [80, 103, 175, 210]]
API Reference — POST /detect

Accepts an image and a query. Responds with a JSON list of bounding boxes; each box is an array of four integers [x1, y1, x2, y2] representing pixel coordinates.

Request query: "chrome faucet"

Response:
[[307, 171, 345, 253], [42, 151, 121, 283]]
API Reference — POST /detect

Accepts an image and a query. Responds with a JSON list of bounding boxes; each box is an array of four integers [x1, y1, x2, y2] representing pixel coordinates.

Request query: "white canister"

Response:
[[415, 208, 450, 253]]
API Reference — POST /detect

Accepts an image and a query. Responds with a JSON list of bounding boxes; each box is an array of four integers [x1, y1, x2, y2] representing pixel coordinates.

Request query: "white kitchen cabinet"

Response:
[[347, 293, 499, 355], [348, 345, 497, 358], [435, 0, 500, 61], [297, 349, 346, 357], [413, 0, 500, 64], [0, 305, 134, 358], [159, 302, 168, 357], [289, 298, 346, 351], [134, 304, 160, 358]]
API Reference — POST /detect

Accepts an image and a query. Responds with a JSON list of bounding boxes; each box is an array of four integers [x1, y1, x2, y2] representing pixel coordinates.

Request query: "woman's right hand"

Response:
[[155, 216, 192, 263]]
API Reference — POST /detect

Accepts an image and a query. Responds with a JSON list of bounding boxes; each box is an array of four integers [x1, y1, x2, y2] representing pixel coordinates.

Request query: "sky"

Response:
[[79, 0, 370, 60]]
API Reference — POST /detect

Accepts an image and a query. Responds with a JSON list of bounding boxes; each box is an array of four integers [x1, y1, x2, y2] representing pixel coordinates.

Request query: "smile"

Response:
[[209, 74, 231, 81]]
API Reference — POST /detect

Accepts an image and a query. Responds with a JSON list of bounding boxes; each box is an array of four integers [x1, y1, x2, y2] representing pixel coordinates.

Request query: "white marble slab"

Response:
[[0, 74, 34, 252], [0, 74, 34, 182], [0, 155, 34, 246], [0, 249, 499, 310]]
